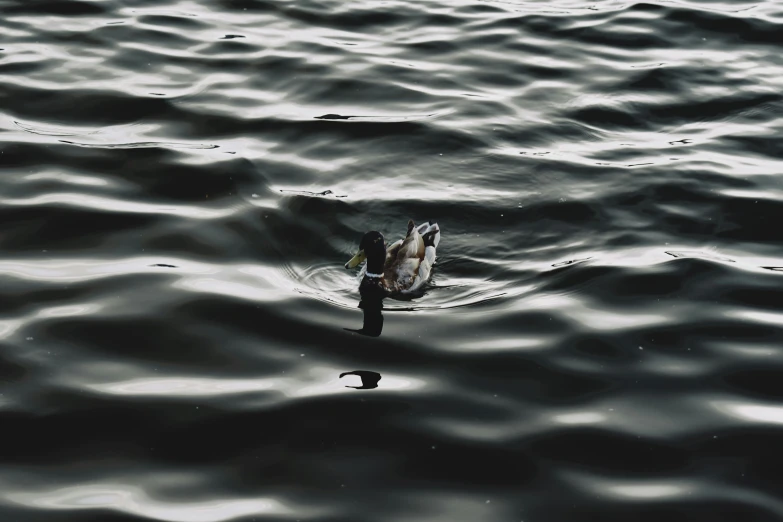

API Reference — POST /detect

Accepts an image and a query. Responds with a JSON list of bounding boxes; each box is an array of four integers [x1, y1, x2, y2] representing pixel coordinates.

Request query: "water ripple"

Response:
[[5, 483, 290, 522]]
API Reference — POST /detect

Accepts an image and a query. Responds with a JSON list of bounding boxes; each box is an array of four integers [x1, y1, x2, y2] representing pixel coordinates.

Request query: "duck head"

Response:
[[345, 231, 386, 275]]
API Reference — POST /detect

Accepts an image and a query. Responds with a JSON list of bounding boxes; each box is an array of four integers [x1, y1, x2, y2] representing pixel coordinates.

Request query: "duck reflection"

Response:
[[344, 298, 384, 337], [339, 370, 382, 389]]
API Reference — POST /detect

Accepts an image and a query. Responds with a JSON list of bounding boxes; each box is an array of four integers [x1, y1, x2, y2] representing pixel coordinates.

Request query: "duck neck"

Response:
[[363, 245, 386, 277]]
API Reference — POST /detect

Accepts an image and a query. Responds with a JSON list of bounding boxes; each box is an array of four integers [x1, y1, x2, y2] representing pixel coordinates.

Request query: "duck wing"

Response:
[[396, 220, 424, 262], [384, 239, 403, 273], [373, 220, 440, 294], [401, 222, 440, 294]]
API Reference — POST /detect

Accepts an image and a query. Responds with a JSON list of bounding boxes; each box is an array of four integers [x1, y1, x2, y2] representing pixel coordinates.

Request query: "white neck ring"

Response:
[[365, 271, 383, 279]]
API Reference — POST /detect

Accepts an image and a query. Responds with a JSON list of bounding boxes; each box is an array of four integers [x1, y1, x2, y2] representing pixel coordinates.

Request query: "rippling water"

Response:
[[2, 0, 783, 520]]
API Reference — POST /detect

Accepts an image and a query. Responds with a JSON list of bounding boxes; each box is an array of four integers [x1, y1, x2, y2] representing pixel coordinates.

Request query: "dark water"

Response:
[[2, 0, 783, 520]]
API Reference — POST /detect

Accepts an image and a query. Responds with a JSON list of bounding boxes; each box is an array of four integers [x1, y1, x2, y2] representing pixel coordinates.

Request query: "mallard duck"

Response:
[[345, 220, 441, 297]]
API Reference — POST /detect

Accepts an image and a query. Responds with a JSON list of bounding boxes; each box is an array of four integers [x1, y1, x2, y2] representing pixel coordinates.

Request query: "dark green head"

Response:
[[345, 231, 386, 275]]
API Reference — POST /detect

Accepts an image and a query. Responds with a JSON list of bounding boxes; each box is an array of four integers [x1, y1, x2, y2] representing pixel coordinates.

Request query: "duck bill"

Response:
[[345, 249, 366, 269]]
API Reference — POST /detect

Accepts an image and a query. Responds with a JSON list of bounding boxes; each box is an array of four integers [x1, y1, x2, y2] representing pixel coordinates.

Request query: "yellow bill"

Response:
[[345, 249, 366, 269]]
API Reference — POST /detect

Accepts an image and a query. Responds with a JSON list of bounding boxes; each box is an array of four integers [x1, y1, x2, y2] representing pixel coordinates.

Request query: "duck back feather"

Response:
[[357, 221, 440, 294]]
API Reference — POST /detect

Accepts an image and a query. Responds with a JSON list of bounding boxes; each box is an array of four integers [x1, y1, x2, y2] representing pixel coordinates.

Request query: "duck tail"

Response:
[[423, 223, 440, 248]]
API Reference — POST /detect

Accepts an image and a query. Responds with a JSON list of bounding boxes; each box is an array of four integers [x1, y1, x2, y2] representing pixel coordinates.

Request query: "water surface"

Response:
[[2, 0, 783, 520]]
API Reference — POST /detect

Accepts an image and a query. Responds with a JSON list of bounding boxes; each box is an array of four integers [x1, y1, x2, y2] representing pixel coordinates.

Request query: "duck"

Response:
[[345, 220, 441, 297]]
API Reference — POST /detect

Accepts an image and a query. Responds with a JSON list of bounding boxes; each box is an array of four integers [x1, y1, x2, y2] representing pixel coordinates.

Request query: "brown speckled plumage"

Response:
[[347, 220, 441, 296]]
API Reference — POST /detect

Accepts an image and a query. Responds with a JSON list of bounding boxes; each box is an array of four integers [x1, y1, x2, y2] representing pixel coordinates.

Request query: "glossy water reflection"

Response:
[[2, 0, 783, 521], [339, 371, 382, 390], [344, 299, 385, 338]]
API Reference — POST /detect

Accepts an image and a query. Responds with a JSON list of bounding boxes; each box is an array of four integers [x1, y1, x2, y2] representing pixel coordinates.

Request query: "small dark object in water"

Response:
[[315, 114, 352, 120], [150, 264, 177, 268], [552, 257, 592, 268], [665, 251, 734, 262], [279, 189, 334, 196]]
